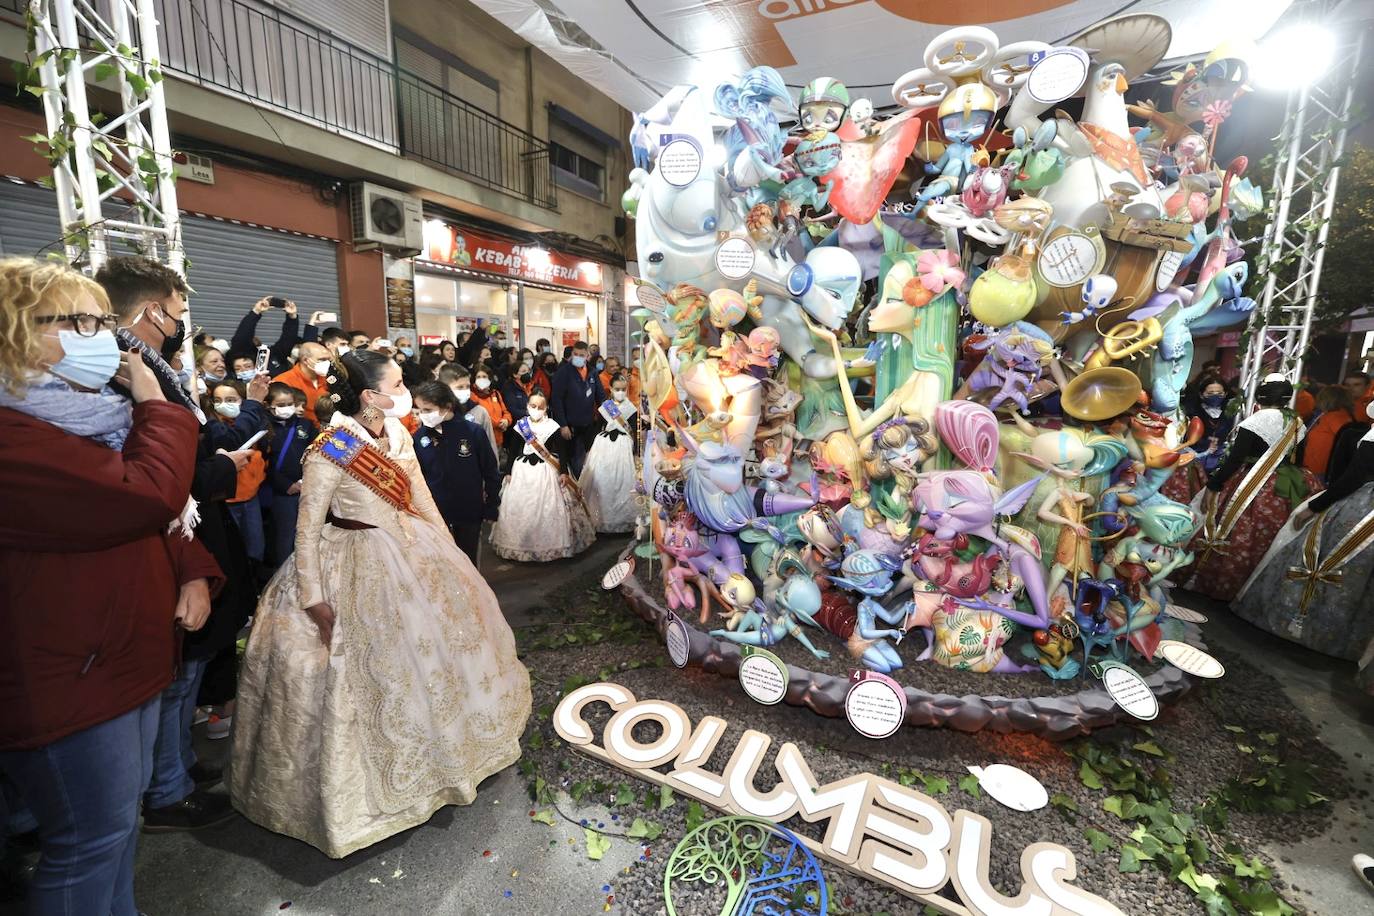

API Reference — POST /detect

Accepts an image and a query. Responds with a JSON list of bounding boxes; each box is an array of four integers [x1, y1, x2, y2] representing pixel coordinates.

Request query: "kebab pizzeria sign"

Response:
[[421, 219, 603, 292]]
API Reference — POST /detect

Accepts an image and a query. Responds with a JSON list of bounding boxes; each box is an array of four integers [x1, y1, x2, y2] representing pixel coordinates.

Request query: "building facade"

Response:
[[0, 0, 632, 354]]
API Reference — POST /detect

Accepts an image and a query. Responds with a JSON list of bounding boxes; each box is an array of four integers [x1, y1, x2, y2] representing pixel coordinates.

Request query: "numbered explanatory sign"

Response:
[[737, 645, 788, 705], [1158, 640, 1226, 678], [715, 237, 756, 280], [664, 610, 690, 669], [657, 137, 702, 187], [844, 670, 907, 739]]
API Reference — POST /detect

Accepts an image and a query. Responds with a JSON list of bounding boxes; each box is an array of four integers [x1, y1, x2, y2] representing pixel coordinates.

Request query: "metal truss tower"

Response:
[[1239, 1, 1366, 409], [28, 0, 183, 275]]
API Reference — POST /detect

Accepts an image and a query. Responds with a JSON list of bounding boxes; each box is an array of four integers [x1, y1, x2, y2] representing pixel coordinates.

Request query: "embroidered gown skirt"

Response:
[[229, 421, 531, 857], [1232, 481, 1374, 660], [579, 428, 638, 534], [491, 432, 595, 562]]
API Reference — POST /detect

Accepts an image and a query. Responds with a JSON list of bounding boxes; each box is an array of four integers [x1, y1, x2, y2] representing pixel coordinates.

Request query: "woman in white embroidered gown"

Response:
[[491, 393, 595, 561], [229, 351, 530, 858], [578, 373, 639, 533]]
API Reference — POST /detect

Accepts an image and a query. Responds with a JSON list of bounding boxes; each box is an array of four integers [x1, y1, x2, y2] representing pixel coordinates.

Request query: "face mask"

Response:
[[528, 407, 546, 421], [272, 405, 296, 420], [571, 355, 587, 369], [400, 347, 414, 357], [418, 410, 444, 428], [1201, 394, 1226, 407], [613, 390, 627, 402], [475, 377, 491, 391], [338, 345, 351, 356], [378, 389, 412, 419], [596, 361, 605, 371], [312, 359, 332, 378], [159, 318, 187, 361], [519, 369, 532, 381], [454, 387, 472, 404], [176, 368, 193, 387], [49, 329, 121, 390], [236, 369, 256, 383], [538, 345, 550, 354], [522, 358, 534, 369], [203, 371, 225, 384], [215, 401, 241, 419]]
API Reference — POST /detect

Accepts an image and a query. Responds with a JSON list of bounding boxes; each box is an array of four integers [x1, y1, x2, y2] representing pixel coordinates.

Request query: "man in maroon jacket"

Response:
[[0, 260, 222, 916]]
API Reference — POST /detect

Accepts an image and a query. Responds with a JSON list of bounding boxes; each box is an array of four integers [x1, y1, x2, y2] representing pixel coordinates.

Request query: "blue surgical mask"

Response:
[[203, 371, 225, 384], [571, 355, 587, 368], [49, 329, 121, 390], [595, 360, 605, 371], [1202, 394, 1226, 407], [236, 369, 256, 383], [400, 347, 414, 357]]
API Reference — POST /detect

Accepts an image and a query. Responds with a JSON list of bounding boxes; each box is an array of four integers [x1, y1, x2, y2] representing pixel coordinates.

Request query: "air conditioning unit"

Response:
[[350, 182, 423, 255]]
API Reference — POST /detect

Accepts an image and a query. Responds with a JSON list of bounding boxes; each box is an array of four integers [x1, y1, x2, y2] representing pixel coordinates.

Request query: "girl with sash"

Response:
[[229, 350, 531, 858], [578, 373, 639, 534], [1177, 374, 1320, 601], [491, 392, 595, 561], [1233, 401, 1374, 666]]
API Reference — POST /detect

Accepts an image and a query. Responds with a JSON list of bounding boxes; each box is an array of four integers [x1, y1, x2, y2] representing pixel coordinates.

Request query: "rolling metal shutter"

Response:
[[0, 180, 341, 341]]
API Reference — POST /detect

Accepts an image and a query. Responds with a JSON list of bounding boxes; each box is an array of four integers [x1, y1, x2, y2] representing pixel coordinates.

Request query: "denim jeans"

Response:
[[228, 493, 265, 563], [0, 698, 158, 916], [270, 490, 300, 567], [143, 656, 209, 810]]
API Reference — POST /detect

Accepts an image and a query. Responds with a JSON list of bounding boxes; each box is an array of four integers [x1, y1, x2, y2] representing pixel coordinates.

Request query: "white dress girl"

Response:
[[490, 413, 595, 561], [579, 396, 639, 533]]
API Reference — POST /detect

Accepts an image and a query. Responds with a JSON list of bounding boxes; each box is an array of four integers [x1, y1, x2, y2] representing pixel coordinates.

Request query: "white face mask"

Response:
[[337, 344, 351, 356], [612, 390, 627, 402], [475, 377, 491, 391], [418, 410, 444, 428], [377, 388, 412, 419], [522, 358, 534, 369], [215, 401, 241, 419], [453, 387, 472, 404], [527, 407, 546, 421], [312, 358, 332, 377], [272, 405, 296, 420]]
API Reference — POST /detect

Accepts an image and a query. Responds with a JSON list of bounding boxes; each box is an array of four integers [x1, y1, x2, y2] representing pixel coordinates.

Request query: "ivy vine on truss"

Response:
[[13, 5, 175, 258]]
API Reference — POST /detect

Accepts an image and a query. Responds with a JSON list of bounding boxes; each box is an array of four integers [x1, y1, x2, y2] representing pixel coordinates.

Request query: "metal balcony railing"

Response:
[[395, 68, 556, 209], [5, 0, 558, 208]]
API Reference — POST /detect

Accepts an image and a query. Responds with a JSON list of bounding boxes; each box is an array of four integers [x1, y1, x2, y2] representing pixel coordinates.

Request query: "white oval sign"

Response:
[[738, 650, 788, 705], [969, 764, 1048, 812], [665, 612, 690, 668], [1026, 47, 1090, 105], [1164, 604, 1208, 624], [1101, 665, 1160, 721], [844, 674, 906, 739], [715, 237, 756, 280], [1156, 250, 1185, 291], [1038, 233, 1101, 287], [658, 138, 703, 187], [602, 559, 634, 590], [636, 282, 667, 311], [1158, 640, 1225, 678]]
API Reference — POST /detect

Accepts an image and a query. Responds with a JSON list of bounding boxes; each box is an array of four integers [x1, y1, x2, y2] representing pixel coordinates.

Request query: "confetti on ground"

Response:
[[278, 904, 291, 911], [602, 885, 611, 893], [503, 890, 513, 898], [511, 869, 519, 877], [482, 850, 492, 857], [391, 867, 403, 879], [367, 878, 381, 885]]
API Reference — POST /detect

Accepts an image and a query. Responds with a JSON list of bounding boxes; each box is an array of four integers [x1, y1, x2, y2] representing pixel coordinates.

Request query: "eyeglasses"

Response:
[[35, 313, 119, 337]]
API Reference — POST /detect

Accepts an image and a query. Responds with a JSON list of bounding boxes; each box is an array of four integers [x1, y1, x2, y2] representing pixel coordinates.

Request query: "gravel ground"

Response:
[[514, 566, 1349, 915]]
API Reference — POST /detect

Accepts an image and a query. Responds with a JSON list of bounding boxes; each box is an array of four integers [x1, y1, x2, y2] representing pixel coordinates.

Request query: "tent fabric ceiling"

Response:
[[471, 0, 1293, 113]]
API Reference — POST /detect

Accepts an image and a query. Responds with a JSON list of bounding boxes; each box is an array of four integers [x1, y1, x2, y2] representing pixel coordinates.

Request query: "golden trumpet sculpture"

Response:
[[1082, 316, 1163, 371]]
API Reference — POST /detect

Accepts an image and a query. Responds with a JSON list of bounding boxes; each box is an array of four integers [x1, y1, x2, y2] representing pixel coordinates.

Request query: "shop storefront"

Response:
[[410, 216, 617, 354]]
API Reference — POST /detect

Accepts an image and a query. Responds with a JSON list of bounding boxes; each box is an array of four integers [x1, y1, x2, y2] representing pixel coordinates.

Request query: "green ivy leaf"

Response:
[[1079, 762, 1104, 790], [1050, 793, 1080, 815], [583, 827, 611, 861], [1133, 741, 1166, 757], [958, 774, 982, 799], [1084, 828, 1114, 854], [527, 730, 545, 750], [684, 800, 706, 833], [658, 785, 676, 810], [626, 817, 663, 841], [530, 808, 557, 826], [920, 774, 950, 796], [1118, 846, 1143, 873], [614, 784, 634, 806]]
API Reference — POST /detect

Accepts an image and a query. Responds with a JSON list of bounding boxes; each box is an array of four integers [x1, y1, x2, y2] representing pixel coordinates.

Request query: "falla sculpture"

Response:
[[626, 14, 1261, 689]]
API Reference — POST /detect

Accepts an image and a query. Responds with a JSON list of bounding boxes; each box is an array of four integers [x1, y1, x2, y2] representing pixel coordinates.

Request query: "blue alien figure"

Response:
[[913, 81, 999, 215], [828, 549, 910, 673]]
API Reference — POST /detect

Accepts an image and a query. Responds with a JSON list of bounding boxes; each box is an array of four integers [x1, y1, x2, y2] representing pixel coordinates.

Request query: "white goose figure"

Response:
[[1006, 14, 1172, 230]]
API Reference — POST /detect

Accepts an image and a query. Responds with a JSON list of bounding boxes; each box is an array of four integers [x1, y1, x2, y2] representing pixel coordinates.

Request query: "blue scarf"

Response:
[[0, 373, 134, 450]]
